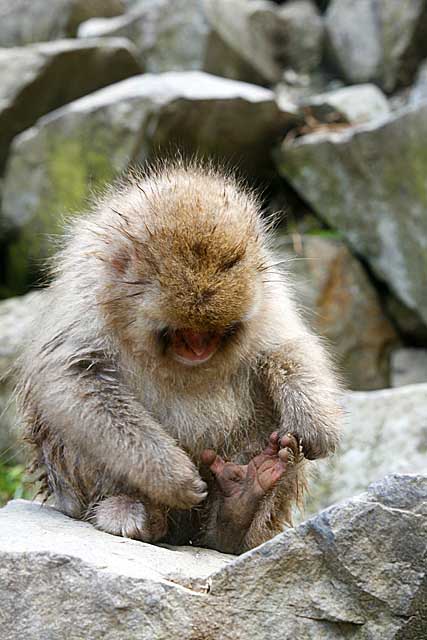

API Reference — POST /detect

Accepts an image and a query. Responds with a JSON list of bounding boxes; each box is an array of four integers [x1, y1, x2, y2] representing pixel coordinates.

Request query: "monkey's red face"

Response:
[[170, 329, 223, 365], [132, 221, 263, 368]]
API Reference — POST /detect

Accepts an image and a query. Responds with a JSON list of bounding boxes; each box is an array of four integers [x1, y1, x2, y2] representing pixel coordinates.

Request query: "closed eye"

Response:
[[222, 255, 241, 270]]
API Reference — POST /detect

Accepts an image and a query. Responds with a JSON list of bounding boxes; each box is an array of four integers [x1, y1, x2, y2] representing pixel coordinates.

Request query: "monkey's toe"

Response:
[[92, 495, 159, 542]]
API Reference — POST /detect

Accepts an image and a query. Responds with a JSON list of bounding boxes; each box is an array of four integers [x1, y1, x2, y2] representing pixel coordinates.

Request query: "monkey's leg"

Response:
[[241, 435, 305, 551], [90, 496, 168, 542], [260, 338, 342, 460], [200, 433, 299, 554]]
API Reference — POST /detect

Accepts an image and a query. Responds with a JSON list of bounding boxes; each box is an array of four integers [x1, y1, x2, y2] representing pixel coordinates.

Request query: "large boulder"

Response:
[[79, 0, 210, 73], [204, 0, 324, 83], [306, 384, 427, 516], [0, 0, 124, 46], [325, 0, 427, 92], [277, 104, 427, 327], [0, 292, 41, 460], [1, 474, 426, 639], [2, 71, 292, 293], [276, 234, 398, 390], [0, 38, 141, 170]]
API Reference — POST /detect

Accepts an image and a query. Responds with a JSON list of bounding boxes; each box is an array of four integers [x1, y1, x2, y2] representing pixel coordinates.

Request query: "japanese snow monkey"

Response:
[[18, 161, 341, 553]]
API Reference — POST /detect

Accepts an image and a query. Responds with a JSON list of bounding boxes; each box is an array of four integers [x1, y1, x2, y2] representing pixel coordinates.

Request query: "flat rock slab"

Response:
[[0, 500, 230, 589], [1, 474, 426, 639]]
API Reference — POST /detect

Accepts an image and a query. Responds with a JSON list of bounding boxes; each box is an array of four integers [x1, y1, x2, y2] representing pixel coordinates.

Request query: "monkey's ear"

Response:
[[110, 250, 130, 274]]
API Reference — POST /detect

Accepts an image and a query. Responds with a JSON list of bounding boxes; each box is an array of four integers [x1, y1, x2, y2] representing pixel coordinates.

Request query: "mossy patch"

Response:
[[4, 130, 117, 294], [0, 462, 32, 506]]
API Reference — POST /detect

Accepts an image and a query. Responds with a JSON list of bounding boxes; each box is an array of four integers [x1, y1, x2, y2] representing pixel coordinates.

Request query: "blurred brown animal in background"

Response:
[[17, 161, 342, 553]]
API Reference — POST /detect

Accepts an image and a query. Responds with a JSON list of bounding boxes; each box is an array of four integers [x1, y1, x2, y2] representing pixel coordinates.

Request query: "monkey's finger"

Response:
[[257, 459, 287, 492], [278, 447, 289, 464], [267, 431, 280, 453], [257, 432, 280, 460], [280, 434, 300, 455], [279, 446, 299, 466], [201, 449, 217, 466], [201, 449, 226, 476], [270, 460, 287, 484]]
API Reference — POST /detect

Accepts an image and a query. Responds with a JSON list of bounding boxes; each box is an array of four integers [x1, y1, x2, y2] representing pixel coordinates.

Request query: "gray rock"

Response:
[[300, 83, 390, 125], [78, 0, 210, 73], [0, 38, 141, 170], [391, 348, 427, 387], [410, 58, 427, 105], [274, 69, 338, 114], [276, 234, 398, 390], [386, 294, 427, 344], [1, 474, 426, 639], [0, 292, 41, 460], [277, 104, 427, 325], [325, 0, 427, 92], [0, 0, 124, 46], [204, 29, 269, 86], [204, 0, 324, 83], [306, 384, 427, 517], [2, 71, 291, 292]]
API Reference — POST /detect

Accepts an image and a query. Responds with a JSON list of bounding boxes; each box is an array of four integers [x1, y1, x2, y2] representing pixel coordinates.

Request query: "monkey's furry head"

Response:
[[86, 162, 276, 373]]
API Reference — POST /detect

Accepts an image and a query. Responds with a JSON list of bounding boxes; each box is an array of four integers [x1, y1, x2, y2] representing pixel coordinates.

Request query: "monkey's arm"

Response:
[[259, 333, 342, 460], [21, 355, 206, 509]]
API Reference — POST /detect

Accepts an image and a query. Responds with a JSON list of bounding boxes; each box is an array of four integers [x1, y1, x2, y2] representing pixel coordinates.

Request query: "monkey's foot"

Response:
[[91, 495, 167, 542], [202, 433, 299, 529]]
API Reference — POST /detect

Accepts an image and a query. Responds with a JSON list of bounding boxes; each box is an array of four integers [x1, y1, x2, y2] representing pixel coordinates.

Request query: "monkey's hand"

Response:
[[201, 433, 299, 545], [135, 444, 208, 510], [281, 427, 337, 461]]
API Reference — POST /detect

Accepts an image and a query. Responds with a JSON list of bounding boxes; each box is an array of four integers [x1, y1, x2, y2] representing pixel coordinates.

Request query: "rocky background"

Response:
[[0, 2, 426, 636], [0, 0, 426, 518]]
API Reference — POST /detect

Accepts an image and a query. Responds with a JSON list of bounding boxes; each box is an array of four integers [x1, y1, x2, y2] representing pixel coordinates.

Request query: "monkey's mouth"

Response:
[[170, 329, 223, 365]]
